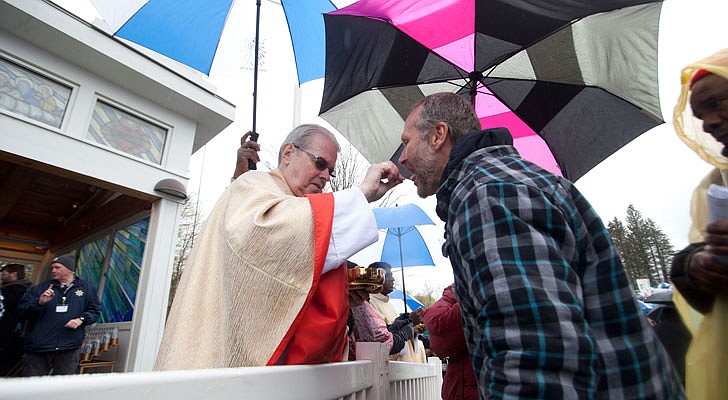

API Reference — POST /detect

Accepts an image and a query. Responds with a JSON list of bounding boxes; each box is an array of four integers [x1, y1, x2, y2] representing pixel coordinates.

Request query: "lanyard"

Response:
[[59, 283, 73, 305]]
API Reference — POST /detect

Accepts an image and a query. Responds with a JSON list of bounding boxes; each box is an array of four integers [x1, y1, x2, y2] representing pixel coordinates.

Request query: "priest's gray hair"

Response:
[[278, 124, 340, 163]]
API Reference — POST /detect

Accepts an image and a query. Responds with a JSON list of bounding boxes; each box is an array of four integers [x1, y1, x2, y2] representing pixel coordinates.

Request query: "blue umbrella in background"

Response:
[[637, 300, 655, 313], [372, 203, 435, 313], [388, 289, 424, 315]]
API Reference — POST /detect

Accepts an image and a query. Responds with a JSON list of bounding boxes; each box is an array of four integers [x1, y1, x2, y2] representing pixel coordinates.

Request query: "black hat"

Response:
[[51, 254, 76, 272]]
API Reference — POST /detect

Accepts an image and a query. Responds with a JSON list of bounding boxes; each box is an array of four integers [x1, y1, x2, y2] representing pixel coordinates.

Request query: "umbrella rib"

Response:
[[322, 14, 471, 111], [478, 76, 661, 122], [373, 74, 463, 89], [481, 16, 587, 79], [384, 226, 416, 237]]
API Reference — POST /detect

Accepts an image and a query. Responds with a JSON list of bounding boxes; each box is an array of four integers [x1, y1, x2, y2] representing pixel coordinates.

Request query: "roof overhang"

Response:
[[0, 0, 235, 152]]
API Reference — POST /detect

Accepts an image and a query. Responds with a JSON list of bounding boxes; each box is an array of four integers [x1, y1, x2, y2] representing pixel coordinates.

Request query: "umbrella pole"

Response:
[[397, 229, 408, 314], [249, 0, 261, 170], [467, 70, 483, 109]]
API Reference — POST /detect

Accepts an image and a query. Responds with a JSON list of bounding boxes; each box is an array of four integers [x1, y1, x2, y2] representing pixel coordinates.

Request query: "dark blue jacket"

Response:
[[18, 277, 101, 352], [0, 278, 31, 349]]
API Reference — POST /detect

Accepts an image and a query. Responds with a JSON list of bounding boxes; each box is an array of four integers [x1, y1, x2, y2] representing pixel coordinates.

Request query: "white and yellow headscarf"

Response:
[[672, 48, 728, 400], [674, 48, 728, 170]]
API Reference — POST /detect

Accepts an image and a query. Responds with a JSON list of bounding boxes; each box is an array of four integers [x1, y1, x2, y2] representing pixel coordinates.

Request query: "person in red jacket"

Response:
[[421, 284, 478, 400]]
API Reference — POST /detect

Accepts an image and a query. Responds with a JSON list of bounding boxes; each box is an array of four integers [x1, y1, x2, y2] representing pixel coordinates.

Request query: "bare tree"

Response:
[[328, 143, 403, 207], [411, 282, 440, 308], [328, 144, 365, 193], [168, 194, 203, 314]]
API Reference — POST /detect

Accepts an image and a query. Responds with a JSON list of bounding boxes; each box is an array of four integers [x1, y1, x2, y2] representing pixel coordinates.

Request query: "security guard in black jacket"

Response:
[[18, 254, 101, 376]]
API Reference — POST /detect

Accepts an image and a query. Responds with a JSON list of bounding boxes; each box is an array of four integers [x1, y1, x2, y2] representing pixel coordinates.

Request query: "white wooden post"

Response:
[[355, 342, 390, 400], [124, 199, 181, 371]]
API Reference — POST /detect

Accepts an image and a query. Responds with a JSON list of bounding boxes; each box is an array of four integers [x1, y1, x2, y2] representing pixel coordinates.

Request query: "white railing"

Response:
[[0, 343, 442, 400], [390, 360, 442, 400]]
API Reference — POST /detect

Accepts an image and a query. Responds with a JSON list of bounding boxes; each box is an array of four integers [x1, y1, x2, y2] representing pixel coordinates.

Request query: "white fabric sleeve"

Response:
[[323, 187, 379, 273]]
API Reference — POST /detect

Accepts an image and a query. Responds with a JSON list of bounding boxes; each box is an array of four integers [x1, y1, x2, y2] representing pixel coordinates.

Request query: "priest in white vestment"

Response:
[[156, 124, 403, 369]]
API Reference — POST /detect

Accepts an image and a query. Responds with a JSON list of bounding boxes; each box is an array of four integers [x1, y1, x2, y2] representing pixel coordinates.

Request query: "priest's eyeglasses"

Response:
[[293, 144, 336, 178]]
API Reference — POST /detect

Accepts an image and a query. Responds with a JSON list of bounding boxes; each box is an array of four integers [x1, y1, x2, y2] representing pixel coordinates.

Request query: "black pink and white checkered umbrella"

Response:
[[320, 0, 664, 181]]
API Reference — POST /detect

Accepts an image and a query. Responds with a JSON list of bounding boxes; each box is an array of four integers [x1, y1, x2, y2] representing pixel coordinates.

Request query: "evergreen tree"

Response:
[[606, 205, 674, 288], [625, 205, 657, 282], [607, 218, 637, 283], [646, 219, 674, 282]]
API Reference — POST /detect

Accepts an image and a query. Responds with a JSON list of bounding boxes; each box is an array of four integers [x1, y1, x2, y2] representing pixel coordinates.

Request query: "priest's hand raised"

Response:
[[358, 161, 404, 203]]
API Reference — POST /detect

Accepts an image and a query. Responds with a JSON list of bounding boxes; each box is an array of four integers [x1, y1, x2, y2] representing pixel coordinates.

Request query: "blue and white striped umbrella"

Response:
[[388, 289, 424, 315], [91, 0, 335, 78]]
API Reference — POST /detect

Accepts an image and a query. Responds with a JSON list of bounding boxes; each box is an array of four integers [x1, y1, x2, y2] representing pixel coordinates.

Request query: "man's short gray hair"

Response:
[[278, 124, 340, 163], [413, 92, 481, 142]]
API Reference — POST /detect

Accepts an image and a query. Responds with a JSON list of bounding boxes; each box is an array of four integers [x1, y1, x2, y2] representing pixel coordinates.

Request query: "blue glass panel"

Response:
[[101, 218, 149, 322], [78, 238, 108, 288]]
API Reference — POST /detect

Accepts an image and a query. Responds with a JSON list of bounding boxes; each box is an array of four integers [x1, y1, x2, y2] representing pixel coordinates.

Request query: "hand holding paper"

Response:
[[708, 184, 728, 223], [707, 184, 728, 263]]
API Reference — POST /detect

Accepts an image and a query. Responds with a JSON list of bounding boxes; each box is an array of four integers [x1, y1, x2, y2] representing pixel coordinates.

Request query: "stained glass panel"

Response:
[[101, 218, 148, 322], [77, 239, 107, 288], [87, 101, 167, 164], [0, 57, 71, 128]]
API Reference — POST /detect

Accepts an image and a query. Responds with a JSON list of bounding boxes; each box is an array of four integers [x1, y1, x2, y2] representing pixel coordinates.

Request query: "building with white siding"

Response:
[[0, 0, 234, 372]]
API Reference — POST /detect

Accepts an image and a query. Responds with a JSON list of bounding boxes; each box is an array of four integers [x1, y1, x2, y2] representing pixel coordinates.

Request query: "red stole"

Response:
[[267, 193, 349, 365]]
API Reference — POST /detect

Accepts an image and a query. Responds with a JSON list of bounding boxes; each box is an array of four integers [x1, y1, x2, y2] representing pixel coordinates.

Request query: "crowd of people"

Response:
[[3, 44, 728, 399]]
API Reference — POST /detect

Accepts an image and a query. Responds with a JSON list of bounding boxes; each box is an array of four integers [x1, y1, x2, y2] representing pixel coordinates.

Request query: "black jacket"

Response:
[[0, 279, 31, 349], [670, 242, 713, 313], [18, 277, 101, 352]]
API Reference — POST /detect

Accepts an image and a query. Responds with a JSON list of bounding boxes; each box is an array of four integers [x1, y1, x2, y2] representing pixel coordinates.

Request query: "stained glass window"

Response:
[[77, 237, 108, 289], [0, 57, 71, 128], [87, 101, 167, 164], [62, 217, 149, 323], [101, 218, 148, 322]]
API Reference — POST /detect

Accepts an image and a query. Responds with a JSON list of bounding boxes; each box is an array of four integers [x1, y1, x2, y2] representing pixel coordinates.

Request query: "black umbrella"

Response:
[[319, 0, 664, 181]]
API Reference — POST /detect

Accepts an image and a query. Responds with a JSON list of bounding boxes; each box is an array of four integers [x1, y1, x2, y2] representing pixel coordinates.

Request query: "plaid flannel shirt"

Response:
[[437, 144, 684, 399]]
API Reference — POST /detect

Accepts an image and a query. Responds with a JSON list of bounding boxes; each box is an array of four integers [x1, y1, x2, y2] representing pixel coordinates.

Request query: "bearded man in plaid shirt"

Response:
[[397, 92, 684, 399]]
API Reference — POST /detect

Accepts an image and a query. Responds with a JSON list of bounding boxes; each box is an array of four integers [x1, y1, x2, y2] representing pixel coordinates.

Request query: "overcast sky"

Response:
[[54, 0, 728, 295]]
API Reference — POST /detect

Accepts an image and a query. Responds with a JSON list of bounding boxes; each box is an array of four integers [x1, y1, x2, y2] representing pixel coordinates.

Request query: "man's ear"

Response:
[[280, 143, 295, 164], [430, 122, 450, 150]]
